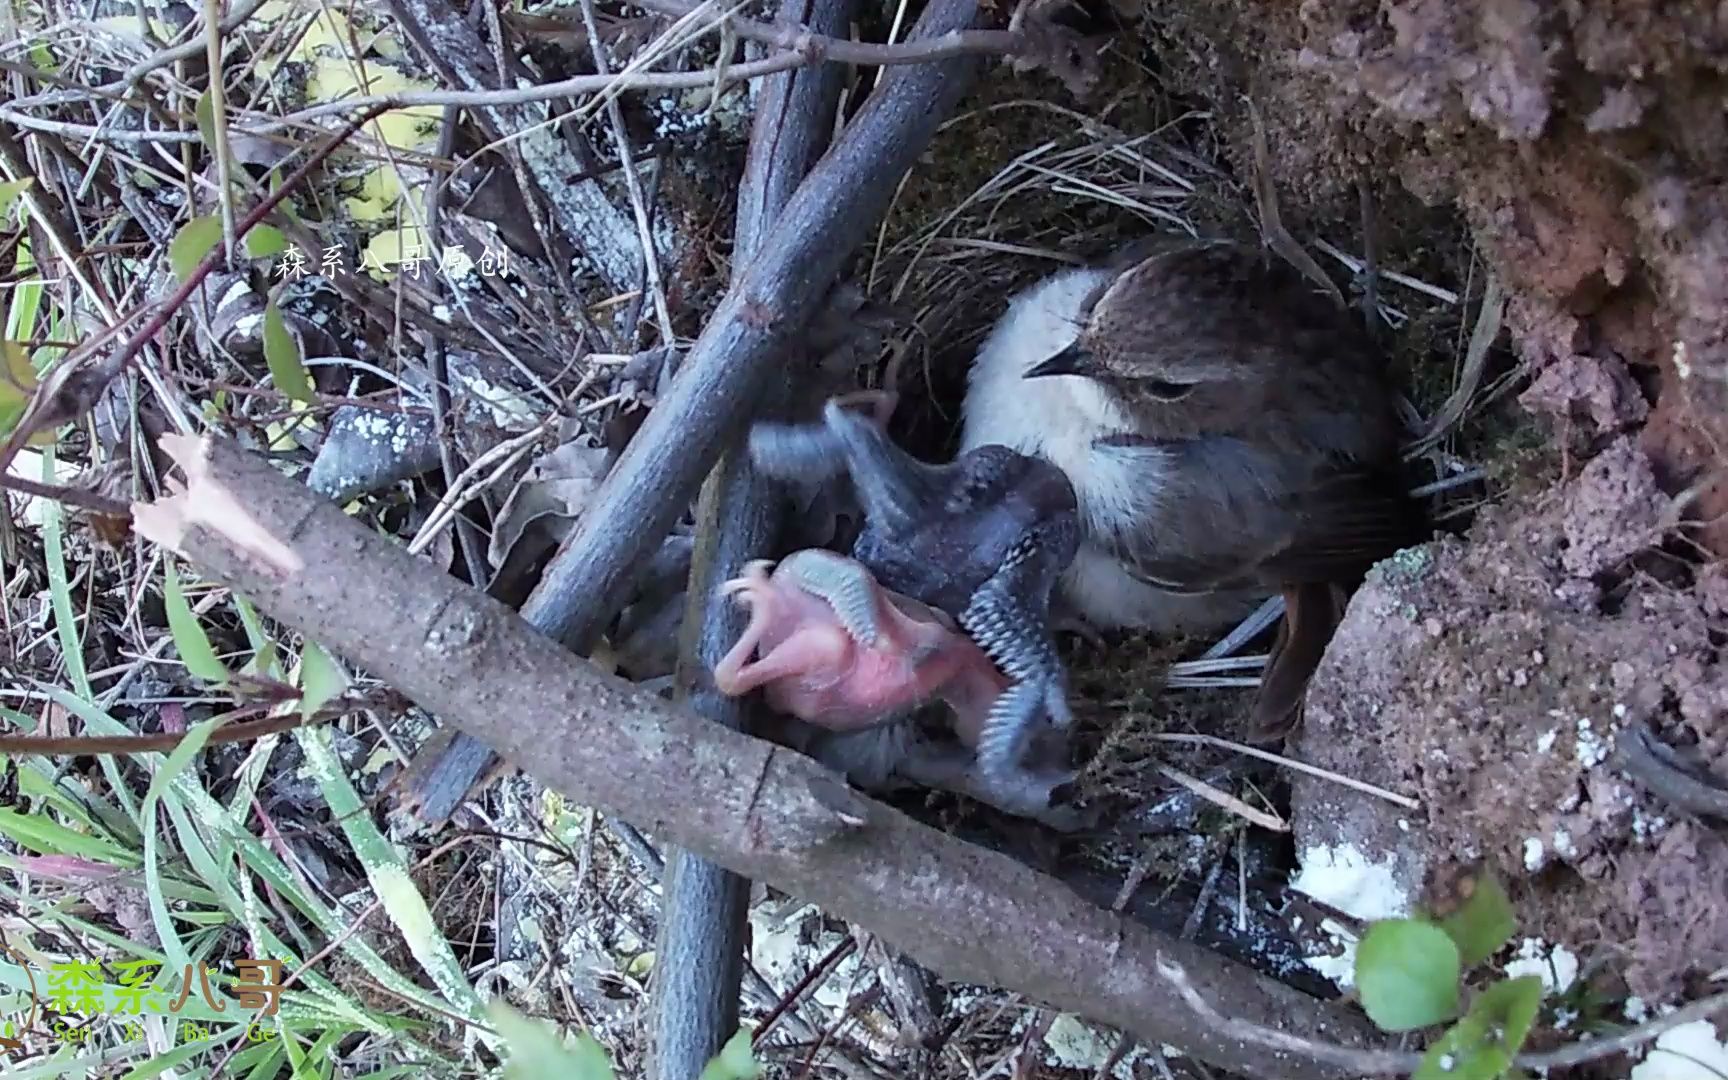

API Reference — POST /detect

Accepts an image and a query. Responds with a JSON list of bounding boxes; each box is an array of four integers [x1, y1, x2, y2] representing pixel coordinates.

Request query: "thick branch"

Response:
[[521, 0, 986, 648], [395, 0, 993, 824], [135, 431, 1385, 1080], [650, 0, 856, 1072]]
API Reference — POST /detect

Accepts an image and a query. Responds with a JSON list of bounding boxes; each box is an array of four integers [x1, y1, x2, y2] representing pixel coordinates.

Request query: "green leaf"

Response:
[[246, 224, 288, 259], [492, 1002, 616, 1080], [163, 559, 229, 684], [0, 339, 36, 440], [1414, 1014, 1508, 1080], [263, 301, 315, 403], [699, 1029, 762, 1080], [1413, 977, 1543, 1080], [0, 807, 138, 865], [1472, 976, 1544, 1057], [0, 177, 32, 218], [1440, 874, 1517, 968], [1356, 919, 1461, 1032], [169, 214, 223, 279], [195, 87, 219, 151], [299, 641, 349, 720]]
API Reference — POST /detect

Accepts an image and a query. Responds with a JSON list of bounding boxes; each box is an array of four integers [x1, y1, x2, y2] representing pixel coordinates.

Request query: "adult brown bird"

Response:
[[960, 238, 1425, 738]]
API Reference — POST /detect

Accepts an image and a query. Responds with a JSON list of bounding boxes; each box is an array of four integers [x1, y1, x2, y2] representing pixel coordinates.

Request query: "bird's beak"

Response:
[[1024, 342, 1095, 380]]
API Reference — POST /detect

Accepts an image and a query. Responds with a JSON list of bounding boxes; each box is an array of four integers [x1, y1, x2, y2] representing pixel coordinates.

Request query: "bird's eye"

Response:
[[1144, 380, 1196, 401]]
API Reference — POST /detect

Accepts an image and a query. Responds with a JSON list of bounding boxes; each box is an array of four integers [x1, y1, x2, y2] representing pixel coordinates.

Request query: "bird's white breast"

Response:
[[958, 268, 1147, 527], [958, 266, 1259, 634]]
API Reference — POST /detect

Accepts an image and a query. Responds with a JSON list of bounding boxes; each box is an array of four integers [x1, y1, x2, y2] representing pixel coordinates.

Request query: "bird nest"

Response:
[[861, 43, 1493, 831]]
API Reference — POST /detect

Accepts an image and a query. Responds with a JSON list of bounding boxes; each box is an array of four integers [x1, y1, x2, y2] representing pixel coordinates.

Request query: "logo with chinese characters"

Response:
[[2, 957, 283, 1054], [272, 243, 511, 281]]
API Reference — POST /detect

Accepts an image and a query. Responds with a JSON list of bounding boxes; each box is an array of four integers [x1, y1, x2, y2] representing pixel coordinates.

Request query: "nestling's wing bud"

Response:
[[747, 420, 851, 485], [818, 400, 944, 537], [776, 548, 884, 648]]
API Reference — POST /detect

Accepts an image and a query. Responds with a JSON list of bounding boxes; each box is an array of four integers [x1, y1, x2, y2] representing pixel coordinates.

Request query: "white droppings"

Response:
[[1630, 1020, 1728, 1079], [1536, 728, 1558, 753], [1304, 918, 1361, 989], [1575, 718, 1609, 768], [218, 278, 254, 310], [1552, 828, 1577, 859], [1291, 843, 1412, 922], [1671, 339, 1692, 380], [1503, 938, 1579, 995], [1040, 1015, 1143, 1078], [1524, 837, 1548, 871]]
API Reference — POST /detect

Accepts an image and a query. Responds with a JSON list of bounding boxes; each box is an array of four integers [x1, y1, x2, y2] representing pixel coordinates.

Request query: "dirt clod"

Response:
[[1294, 447, 1726, 1001]]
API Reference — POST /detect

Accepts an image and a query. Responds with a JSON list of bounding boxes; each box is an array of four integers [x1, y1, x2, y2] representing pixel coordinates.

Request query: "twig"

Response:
[[203, 0, 239, 261], [633, 0, 1019, 66], [406, 420, 552, 557], [1154, 762, 1288, 832], [0, 123, 195, 439], [0, 18, 1025, 148], [0, 474, 132, 518], [424, 105, 491, 587], [1163, 951, 1728, 1076], [649, 1, 853, 1072], [1243, 96, 1344, 309], [1311, 238, 1460, 306], [1520, 990, 1728, 1070], [119, 0, 273, 89], [753, 936, 859, 1048], [579, 0, 676, 346], [1157, 956, 1416, 1074], [1151, 733, 1422, 811], [0, 704, 341, 754], [1409, 272, 1504, 457]]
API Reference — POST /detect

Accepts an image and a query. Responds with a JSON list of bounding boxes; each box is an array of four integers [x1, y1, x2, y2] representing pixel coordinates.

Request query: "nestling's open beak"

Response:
[[1024, 342, 1094, 380]]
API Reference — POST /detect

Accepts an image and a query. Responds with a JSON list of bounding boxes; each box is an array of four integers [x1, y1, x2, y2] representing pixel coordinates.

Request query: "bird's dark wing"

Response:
[[1084, 434, 1289, 592], [1254, 466, 1428, 586], [1087, 434, 1424, 592]]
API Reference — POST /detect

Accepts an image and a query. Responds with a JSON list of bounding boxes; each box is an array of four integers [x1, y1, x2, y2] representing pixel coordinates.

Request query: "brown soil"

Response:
[[1123, 0, 1728, 1012], [1297, 438, 1727, 1002], [1138, 0, 1728, 538]]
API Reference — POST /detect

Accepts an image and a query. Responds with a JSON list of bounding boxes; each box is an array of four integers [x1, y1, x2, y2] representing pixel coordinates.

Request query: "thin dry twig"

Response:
[[1152, 733, 1422, 810], [1410, 271, 1505, 456], [1154, 762, 1288, 832], [579, 0, 676, 346], [0, 13, 1029, 148], [1244, 96, 1344, 309], [1160, 953, 1728, 1077]]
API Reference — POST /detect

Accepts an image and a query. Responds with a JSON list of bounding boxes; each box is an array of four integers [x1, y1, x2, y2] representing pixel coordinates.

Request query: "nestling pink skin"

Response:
[[713, 552, 1007, 740]]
